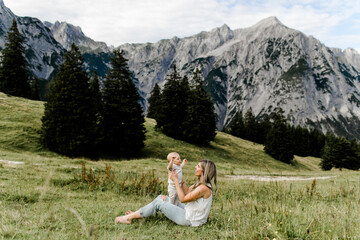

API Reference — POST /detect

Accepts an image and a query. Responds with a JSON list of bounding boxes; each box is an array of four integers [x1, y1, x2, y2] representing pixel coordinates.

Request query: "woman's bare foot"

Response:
[[125, 210, 133, 215], [115, 216, 131, 224]]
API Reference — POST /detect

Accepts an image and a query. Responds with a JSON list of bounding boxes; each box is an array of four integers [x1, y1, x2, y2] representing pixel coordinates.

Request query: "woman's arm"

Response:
[[180, 180, 191, 195], [169, 171, 210, 203]]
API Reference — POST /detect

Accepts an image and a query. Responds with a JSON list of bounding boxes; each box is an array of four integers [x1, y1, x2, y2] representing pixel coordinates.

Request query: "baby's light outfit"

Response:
[[167, 164, 183, 205]]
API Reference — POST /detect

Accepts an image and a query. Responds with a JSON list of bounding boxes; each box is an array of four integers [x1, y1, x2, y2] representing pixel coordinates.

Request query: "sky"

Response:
[[5, 0, 360, 52]]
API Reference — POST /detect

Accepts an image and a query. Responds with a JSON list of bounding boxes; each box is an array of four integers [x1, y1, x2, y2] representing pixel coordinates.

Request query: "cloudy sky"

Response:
[[5, 0, 360, 52]]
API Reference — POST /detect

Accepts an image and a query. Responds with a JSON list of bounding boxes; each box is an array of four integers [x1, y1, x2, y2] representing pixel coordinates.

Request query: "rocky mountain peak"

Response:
[[47, 20, 111, 53], [253, 16, 285, 28], [0, 0, 14, 23], [211, 24, 232, 34]]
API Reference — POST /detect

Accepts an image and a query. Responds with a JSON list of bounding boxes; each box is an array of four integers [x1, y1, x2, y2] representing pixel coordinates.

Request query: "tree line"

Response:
[[224, 108, 360, 170], [41, 44, 145, 158], [147, 66, 217, 146]]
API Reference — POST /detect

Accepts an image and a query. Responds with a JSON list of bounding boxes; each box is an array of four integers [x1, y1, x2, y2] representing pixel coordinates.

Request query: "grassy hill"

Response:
[[0, 91, 320, 174], [1, 92, 359, 239]]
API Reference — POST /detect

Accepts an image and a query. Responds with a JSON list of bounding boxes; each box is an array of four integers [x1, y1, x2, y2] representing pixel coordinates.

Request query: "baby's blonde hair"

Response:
[[167, 152, 180, 163]]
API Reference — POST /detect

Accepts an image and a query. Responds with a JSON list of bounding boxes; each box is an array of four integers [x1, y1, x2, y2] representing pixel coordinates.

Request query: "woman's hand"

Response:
[[168, 170, 178, 182]]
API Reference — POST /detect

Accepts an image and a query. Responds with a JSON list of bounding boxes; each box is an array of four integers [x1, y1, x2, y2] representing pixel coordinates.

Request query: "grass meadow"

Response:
[[0, 92, 360, 239]]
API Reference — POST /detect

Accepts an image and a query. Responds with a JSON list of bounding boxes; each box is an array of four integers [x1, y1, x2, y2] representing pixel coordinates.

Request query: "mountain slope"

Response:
[[0, 0, 112, 80], [0, 0, 64, 80], [44, 21, 112, 53], [0, 91, 320, 171], [119, 17, 360, 139], [1, 0, 360, 140]]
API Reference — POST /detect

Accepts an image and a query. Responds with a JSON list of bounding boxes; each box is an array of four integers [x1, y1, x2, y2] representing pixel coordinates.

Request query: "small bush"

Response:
[[69, 162, 165, 196]]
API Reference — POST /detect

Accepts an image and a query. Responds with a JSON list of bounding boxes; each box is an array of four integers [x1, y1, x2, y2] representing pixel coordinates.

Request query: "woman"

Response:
[[115, 159, 217, 227]]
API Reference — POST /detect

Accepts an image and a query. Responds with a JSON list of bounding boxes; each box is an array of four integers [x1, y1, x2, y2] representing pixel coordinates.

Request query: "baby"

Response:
[[167, 152, 187, 205]]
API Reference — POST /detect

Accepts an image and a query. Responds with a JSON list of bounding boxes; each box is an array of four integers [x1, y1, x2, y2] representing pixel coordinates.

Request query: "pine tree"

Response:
[[257, 114, 271, 144], [244, 108, 259, 143], [182, 69, 216, 145], [0, 19, 30, 98], [89, 71, 103, 145], [41, 43, 97, 158], [308, 128, 326, 157], [264, 108, 294, 163], [89, 71, 103, 114], [226, 110, 245, 138], [156, 65, 190, 139], [321, 134, 342, 170], [348, 139, 360, 170], [147, 83, 162, 119], [101, 49, 145, 156], [321, 135, 360, 170], [29, 77, 40, 100], [292, 125, 309, 157]]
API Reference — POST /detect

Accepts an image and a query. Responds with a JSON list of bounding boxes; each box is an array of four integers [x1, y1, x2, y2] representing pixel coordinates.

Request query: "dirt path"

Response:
[[0, 159, 24, 165], [225, 175, 335, 181]]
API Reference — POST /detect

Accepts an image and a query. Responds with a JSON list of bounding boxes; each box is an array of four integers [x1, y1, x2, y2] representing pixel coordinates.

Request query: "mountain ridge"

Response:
[[117, 17, 360, 139], [1, 1, 360, 140]]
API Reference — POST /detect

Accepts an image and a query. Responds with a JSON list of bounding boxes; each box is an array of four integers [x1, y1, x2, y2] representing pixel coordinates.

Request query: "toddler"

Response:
[[167, 152, 187, 205]]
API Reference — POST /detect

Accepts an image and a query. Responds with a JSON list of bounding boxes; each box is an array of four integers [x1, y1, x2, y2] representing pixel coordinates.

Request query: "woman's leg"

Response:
[[115, 211, 140, 224], [176, 201, 185, 209], [140, 195, 190, 225], [116, 195, 190, 225]]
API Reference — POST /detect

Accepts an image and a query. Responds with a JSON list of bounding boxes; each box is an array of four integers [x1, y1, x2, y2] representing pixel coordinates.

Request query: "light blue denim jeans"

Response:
[[139, 195, 191, 226]]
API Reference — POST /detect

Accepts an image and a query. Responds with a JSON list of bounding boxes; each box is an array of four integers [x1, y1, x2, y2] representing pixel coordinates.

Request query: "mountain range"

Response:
[[1, 0, 360, 140]]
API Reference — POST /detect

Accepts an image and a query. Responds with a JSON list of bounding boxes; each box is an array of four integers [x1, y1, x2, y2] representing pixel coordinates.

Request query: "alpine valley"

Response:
[[1, 0, 360, 139]]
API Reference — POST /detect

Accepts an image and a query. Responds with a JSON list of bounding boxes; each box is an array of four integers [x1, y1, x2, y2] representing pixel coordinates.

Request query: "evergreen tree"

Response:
[[182, 69, 216, 145], [348, 139, 360, 170], [244, 108, 260, 143], [89, 71, 103, 114], [257, 114, 271, 144], [147, 83, 162, 119], [292, 125, 309, 157], [226, 110, 245, 138], [101, 49, 145, 156], [0, 19, 30, 98], [89, 71, 103, 145], [41, 43, 97, 158], [29, 77, 40, 100], [321, 135, 360, 170], [264, 108, 294, 163], [156, 65, 190, 139], [308, 128, 326, 157]]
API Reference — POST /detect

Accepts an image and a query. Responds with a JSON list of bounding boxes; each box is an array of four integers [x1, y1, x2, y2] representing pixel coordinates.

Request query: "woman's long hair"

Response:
[[193, 159, 217, 193]]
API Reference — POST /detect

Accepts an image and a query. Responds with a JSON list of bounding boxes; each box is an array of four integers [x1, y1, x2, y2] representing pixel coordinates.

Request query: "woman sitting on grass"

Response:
[[115, 159, 217, 227]]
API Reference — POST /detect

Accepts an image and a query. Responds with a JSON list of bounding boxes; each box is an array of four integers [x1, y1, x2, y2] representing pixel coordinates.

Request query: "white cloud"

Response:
[[4, 0, 360, 50]]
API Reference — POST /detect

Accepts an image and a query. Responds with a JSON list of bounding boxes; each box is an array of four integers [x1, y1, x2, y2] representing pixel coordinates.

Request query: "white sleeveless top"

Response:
[[184, 184, 213, 227]]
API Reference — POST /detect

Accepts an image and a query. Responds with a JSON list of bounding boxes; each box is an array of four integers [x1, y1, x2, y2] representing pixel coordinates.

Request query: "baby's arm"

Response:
[[180, 159, 187, 168], [167, 159, 174, 171]]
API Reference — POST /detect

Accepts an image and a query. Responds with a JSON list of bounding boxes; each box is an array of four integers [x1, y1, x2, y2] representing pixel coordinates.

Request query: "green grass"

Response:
[[1, 92, 360, 239]]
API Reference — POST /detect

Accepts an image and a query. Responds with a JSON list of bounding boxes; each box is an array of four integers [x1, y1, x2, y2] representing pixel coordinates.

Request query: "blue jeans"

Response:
[[140, 195, 191, 226]]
